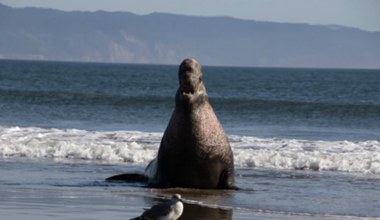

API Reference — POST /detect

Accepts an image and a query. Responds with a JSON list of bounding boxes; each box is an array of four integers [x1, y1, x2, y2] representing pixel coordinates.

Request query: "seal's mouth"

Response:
[[180, 84, 195, 95], [181, 89, 194, 95]]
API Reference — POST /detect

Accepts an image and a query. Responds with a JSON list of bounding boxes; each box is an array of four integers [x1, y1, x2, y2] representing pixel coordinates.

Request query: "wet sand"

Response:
[[1, 158, 379, 220]]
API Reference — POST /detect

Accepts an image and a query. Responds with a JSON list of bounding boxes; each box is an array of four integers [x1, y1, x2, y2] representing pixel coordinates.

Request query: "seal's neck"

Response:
[[175, 85, 208, 112]]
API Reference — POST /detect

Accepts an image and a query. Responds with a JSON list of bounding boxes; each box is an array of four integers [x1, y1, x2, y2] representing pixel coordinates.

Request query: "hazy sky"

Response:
[[1, 0, 380, 32]]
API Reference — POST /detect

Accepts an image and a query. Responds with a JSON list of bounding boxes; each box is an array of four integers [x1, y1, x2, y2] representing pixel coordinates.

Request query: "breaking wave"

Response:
[[1, 126, 379, 174]]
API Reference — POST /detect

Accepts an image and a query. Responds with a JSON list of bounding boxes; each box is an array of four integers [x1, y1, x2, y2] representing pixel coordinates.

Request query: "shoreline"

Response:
[[1, 157, 380, 219]]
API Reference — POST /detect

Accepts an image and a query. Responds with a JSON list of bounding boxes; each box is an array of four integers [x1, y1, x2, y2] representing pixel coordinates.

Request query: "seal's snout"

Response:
[[179, 58, 202, 95], [180, 72, 198, 94]]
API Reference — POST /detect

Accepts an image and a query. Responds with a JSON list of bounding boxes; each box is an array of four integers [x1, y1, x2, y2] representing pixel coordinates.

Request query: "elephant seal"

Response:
[[107, 58, 235, 189]]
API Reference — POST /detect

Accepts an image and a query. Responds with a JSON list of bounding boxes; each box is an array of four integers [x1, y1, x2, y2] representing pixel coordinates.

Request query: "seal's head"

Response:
[[177, 58, 207, 106]]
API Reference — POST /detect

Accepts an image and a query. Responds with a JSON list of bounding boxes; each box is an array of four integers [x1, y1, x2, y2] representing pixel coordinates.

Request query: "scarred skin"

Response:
[[145, 58, 235, 189]]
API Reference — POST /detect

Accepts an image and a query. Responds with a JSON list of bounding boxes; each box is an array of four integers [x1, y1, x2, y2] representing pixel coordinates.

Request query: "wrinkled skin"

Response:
[[145, 58, 235, 189]]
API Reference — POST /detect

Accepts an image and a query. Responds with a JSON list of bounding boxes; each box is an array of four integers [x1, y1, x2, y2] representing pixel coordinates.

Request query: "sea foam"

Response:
[[1, 126, 379, 174], [0, 126, 159, 163], [231, 136, 380, 174]]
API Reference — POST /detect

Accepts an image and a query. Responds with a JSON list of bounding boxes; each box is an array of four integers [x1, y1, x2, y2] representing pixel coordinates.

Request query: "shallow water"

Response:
[[1, 157, 379, 219]]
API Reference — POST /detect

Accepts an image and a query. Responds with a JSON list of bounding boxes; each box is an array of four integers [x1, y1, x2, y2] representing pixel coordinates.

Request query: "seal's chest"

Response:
[[179, 142, 226, 160]]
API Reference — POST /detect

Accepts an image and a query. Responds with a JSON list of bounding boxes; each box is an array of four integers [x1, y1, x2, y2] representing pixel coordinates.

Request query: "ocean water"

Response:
[[0, 59, 380, 219]]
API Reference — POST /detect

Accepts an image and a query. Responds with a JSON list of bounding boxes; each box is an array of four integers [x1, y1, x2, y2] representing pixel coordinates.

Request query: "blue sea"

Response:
[[0, 59, 379, 219]]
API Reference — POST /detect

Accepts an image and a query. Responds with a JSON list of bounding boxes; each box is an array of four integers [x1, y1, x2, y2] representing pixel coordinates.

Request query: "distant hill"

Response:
[[1, 3, 379, 68]]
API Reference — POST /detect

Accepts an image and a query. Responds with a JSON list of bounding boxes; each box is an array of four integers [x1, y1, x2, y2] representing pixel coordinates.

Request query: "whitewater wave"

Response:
[[1, 126, 379, 174], [0, 126, 160, 163], [230, 136, 380, 174]]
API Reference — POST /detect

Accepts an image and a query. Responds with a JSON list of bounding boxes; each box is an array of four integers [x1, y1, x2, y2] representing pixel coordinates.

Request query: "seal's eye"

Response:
[[199, 77, 202, 83]]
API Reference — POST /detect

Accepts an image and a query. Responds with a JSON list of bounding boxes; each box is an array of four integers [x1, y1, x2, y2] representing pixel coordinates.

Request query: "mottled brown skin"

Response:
[[150, 58, 235, 189]]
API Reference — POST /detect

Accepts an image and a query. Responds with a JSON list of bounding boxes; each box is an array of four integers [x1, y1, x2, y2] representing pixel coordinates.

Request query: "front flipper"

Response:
[[218, 167, 239, 190], [106, 159, 157, 184], [106, 173, 149, 182]]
